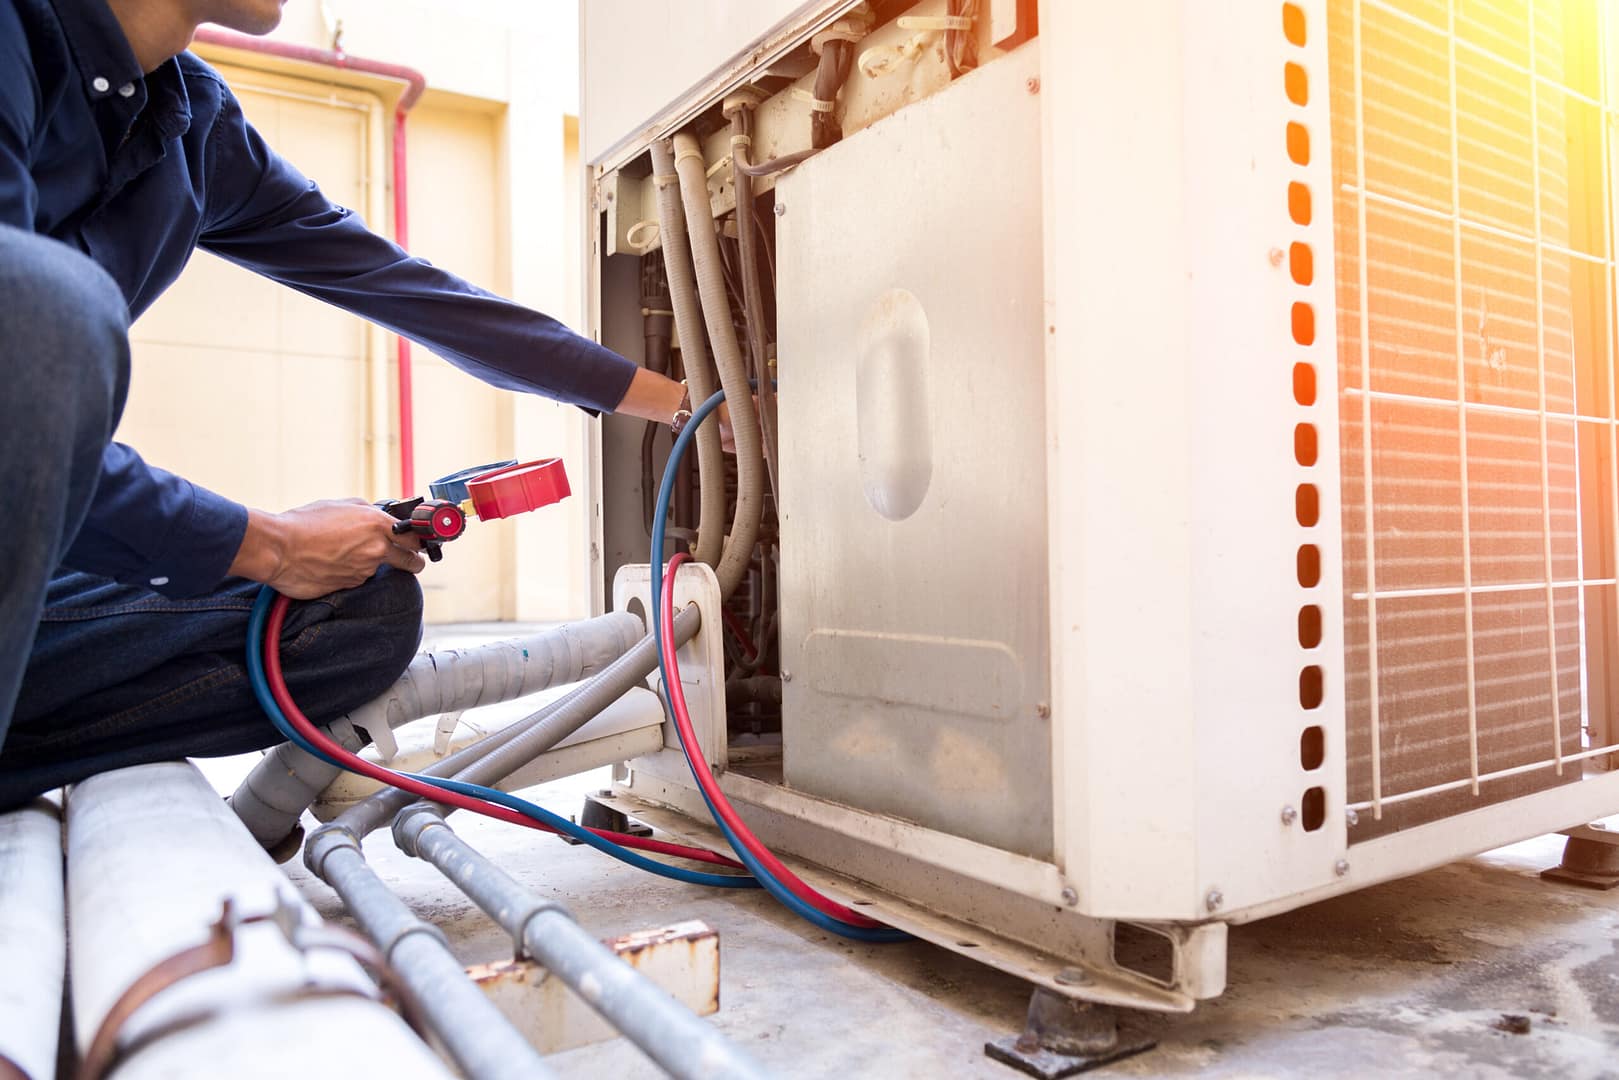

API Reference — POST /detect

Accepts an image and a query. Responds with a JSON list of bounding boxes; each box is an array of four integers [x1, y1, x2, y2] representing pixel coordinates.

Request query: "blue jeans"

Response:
[[0, 226, 423, 810]]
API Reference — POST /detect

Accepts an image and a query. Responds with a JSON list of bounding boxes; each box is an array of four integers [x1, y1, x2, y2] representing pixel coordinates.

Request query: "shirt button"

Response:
[[149, 576, 170, 587], [118, 83, 136, 98], [91, 76, 110, 93]]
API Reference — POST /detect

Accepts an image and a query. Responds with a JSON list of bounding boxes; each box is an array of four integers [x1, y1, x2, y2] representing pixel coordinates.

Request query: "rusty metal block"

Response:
[[467, 920, 719, 1054]]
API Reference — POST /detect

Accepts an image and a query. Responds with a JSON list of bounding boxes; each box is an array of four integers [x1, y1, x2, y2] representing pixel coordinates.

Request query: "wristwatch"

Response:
[[670, 384, 693, 436]]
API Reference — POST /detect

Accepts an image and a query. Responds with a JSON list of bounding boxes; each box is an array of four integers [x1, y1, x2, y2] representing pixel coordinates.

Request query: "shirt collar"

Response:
[[48, 0, 145, 105], [147, 57, 193, 139]]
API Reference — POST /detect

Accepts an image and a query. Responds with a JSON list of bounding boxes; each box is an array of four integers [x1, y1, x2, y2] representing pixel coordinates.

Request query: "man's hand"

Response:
[[716, 401, 736, 453], [228, 499, 427, 600]]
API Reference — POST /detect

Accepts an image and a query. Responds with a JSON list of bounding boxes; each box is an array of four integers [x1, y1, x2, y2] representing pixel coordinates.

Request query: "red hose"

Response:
[[659, 554, 887, 927], [263, 594, 742, 868]]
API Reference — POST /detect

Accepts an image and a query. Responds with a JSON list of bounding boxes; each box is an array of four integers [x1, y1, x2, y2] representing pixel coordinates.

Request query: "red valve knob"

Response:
[[408, 500, 466, 542]]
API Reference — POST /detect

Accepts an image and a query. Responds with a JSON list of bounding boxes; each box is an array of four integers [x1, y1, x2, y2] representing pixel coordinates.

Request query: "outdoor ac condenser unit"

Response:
[[581, 0, 1619, 1011]]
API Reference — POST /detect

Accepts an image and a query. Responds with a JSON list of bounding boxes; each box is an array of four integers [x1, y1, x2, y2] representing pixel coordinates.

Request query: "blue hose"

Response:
[[651, 392, 911, 943], [245, 588, 756, 890]]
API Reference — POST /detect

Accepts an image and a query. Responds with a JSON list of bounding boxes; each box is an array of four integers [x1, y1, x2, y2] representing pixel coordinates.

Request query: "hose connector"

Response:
[[721, 85, 768, 119], [390, 803, 451, 859], [303, 820, 362, 879]]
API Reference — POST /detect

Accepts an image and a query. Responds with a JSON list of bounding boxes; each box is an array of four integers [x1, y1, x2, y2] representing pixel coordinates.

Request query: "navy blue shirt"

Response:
[[2, 0, 638, 596]]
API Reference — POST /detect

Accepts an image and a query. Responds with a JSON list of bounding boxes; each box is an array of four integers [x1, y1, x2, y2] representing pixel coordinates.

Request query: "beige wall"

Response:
[[119, 2, 594, 623], [124, 70, 380, 516]]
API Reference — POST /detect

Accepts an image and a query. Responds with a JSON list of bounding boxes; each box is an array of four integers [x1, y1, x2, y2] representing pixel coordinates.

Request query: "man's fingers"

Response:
[[383, 542, 427, 574]]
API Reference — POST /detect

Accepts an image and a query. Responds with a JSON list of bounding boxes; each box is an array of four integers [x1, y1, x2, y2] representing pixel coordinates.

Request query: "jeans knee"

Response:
[[378, 567, 425, 653], [0, 226, 130, 421], [347, 567, 424, 677]]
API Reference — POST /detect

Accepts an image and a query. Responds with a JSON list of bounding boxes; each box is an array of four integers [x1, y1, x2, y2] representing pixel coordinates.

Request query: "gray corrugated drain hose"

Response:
[[649, 138, 727, 569], [671, 131, 765, 600]]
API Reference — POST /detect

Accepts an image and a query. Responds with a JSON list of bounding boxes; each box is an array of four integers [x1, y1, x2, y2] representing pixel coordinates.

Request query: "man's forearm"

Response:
[[613, 367, 687, 426]]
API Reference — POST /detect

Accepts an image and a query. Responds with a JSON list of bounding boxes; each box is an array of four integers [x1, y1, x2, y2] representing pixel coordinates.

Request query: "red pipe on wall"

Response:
[[192, 28, 427, 495]]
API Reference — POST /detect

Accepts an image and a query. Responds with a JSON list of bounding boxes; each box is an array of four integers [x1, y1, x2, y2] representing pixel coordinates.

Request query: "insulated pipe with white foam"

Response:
[[0, 798, 64, 1080], [229, 611, 644, 848], [67, 762, 462, 1080]]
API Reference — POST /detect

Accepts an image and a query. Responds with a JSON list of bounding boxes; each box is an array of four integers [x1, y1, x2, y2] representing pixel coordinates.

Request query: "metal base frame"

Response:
[[598, 773, 1226, 1013]]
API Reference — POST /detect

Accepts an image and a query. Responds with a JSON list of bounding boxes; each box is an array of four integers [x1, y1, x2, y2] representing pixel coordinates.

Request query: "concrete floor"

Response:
[[200, 626, 1619, 1079]]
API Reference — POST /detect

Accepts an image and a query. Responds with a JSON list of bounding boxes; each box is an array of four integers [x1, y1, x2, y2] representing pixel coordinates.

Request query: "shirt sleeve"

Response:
[[0, 2, 40, 230], [198, 83, 637, 415], [61, 443, 249, 598]]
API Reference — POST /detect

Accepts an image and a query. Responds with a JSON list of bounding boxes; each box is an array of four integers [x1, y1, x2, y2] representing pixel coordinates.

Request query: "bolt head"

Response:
[[1060, 886, 1078, 907], [1025, 76, 1041, 94], [780, 670, 792, 682], [1345, 808, 1360, 828], [1280, 805, 1298, 826], [1268, 246, 1286, 267], [1334, 858, 1350, 877], [1053, 967, 1088, 986], [1036, 703, 1052, 719], [773, 203, 787, 217], [1205, 888, 1223, 912]]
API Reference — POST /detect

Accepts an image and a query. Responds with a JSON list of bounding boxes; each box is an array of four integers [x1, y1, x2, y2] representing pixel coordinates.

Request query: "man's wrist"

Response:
[[228, 508, 288, 584]]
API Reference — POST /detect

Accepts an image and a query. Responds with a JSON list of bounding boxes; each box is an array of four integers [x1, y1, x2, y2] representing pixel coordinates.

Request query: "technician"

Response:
[[0, 0, 699, 809]]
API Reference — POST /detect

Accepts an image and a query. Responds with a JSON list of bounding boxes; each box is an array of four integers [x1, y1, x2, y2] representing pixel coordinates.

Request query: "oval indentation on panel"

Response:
[[856, 289, 933, 521]]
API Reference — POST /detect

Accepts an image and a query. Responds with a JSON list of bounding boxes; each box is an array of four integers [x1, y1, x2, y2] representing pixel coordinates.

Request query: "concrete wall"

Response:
[[120, 1, 593, 624]]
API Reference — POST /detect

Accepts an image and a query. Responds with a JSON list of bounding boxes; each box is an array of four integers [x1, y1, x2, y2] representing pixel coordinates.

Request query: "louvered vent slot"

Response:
[[1329, 0, 1619, 839]]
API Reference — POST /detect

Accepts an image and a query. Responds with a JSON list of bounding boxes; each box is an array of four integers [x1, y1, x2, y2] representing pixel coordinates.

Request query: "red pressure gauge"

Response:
[[465, 458, 571, 521]]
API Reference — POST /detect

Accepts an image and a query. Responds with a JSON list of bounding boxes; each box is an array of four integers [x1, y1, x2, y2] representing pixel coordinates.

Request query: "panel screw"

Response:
[[1334, 859, 1350, 877], [1205, 889, 1223, 912], [1060, 886, 1078, 907], [773, 203, 787, 217], [1280, 805, 1297, 826], [1036, 703, 1051, 718], [1025, 76, 1041, 94], [1054, 968, 1088, 986], [1268, 246, 1286, 267], [780, 670, 792, 682], [1345, 808, 1360, 828]]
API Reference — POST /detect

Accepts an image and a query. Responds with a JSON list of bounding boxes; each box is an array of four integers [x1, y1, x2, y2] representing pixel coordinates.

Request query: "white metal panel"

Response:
[[1184, 0, 1347, 915], [1229, 769, 1619, 924], [775, 43, 1053, 857], [1042, 0, 1344, 920]]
